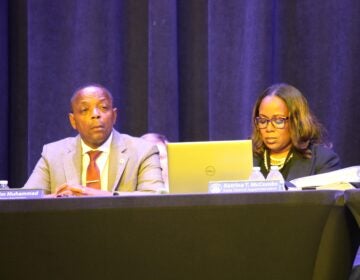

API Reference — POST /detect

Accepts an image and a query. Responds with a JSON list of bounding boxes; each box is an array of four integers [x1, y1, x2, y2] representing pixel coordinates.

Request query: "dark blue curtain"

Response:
[[1, 0, 360, 187], [0, 0, 9, 180]]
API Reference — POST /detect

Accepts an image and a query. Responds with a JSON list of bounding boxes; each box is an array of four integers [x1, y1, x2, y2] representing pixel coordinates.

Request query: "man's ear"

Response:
[[69, 113, 77, 130], [112, 108, 117, 125]]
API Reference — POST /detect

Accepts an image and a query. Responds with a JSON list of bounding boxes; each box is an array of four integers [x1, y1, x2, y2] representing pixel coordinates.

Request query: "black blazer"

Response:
[[253, 144, 341, 181]]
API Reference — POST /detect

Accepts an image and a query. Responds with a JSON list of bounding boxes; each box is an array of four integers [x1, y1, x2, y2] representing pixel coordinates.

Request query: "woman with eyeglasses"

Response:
[[251, 83, 340, 181]]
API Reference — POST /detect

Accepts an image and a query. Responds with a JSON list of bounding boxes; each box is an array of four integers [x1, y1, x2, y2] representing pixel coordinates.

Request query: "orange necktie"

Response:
[[86, 150, 102, 189]]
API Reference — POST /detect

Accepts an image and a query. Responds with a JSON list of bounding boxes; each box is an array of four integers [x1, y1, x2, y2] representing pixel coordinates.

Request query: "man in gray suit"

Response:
[[23, 84, 165, 197]]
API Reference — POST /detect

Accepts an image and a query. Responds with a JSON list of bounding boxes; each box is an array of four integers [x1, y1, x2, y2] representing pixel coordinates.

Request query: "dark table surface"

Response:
[[0, 190, 358, 280]]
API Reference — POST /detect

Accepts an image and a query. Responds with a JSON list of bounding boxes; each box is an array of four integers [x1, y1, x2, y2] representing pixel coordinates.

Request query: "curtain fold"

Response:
[[0, 0, 9, 180]]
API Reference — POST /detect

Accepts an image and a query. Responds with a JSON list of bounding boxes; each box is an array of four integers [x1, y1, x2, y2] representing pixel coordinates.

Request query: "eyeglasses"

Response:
[[255, 116, 289, 129]]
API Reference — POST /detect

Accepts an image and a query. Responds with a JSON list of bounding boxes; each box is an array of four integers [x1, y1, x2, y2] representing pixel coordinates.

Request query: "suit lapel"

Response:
[[286, 152, 312, 181], [63, 136, 82, 185], [108, 131, 129, 191]]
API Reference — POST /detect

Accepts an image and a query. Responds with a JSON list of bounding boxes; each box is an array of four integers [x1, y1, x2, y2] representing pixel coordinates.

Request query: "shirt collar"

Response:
[[81, 132, 113, 155]]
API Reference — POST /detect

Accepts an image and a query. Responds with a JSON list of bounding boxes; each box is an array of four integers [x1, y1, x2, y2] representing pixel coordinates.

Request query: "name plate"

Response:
[[0, 189, 44, 200], [208, 180, 285, 193]]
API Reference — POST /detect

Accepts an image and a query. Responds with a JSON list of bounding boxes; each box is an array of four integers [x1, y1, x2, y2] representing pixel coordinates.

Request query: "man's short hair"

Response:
[[70, 83, 113, 111]]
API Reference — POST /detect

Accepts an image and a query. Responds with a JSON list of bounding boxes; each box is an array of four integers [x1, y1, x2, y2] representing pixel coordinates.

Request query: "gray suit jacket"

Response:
[[23, 130, 165, 194]]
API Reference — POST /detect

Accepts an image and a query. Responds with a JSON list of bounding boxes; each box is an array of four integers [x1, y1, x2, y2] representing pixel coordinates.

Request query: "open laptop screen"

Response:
[[167, 140, 253, 194]]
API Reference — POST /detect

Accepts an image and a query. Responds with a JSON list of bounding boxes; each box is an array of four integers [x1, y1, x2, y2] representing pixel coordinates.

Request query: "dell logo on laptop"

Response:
[[205, 166, 216, 176]]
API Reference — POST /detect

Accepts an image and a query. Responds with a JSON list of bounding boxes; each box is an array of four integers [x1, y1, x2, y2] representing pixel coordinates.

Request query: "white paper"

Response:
[[289, 166, 360, 189]]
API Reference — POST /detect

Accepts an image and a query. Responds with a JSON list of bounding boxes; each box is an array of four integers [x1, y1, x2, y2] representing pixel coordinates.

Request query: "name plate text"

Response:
[[0, 189, 44, 199], [208, 180, 285, 193]]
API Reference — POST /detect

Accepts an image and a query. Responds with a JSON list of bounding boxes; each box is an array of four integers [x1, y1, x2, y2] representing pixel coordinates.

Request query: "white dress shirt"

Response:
[[81, 133, 113, 191]]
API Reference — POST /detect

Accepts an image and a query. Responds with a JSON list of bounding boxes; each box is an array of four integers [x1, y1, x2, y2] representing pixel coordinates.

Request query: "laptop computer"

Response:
[[167, 140, 253, 194]]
